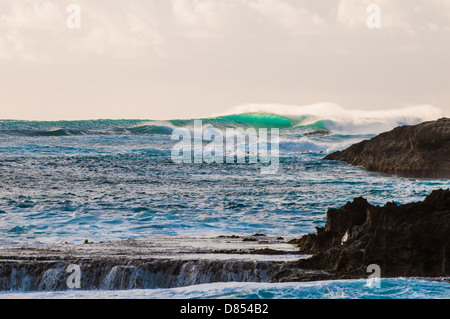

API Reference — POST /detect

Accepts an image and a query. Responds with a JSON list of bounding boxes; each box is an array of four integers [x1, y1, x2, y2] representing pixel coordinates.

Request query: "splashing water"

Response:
[[0, 104, 448, 298]]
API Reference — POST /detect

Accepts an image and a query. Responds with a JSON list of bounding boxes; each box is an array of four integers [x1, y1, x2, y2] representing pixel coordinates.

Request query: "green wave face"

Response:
[[211, 113, 295, 128], [170, 113, 319, 129], [0, 113, 330, 136]]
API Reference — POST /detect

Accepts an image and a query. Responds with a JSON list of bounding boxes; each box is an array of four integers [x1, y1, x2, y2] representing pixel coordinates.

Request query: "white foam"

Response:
[[216, 102, 444, 134]]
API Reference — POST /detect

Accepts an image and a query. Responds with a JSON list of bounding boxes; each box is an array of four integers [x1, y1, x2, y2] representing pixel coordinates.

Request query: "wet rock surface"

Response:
[[1, 190, 449, 291], [290, 189, 450, 279], [0, 235, 323, 291], [324, 118, 450, 178]]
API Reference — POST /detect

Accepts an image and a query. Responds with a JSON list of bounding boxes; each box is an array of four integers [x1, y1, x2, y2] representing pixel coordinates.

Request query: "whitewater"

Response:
[[0, 103, 448, 299]]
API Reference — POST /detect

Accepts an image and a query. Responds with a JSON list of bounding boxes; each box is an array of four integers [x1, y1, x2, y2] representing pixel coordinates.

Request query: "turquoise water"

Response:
[[0, 114, 448, 298], [1, 279, 449, 299]]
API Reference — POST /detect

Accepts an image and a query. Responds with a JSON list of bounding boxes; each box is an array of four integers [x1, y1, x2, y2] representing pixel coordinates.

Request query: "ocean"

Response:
[[0, 106, 449, 299]]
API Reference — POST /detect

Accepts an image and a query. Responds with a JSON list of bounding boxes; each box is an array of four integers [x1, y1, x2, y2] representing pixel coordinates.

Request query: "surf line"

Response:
[[171, 120, 279, 174]]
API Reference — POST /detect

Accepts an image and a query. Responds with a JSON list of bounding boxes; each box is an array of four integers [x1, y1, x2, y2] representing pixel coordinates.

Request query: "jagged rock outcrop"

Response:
[[1, 190, 449, 291], [290, 189, 450, 279], [324, 118, 450, 178]]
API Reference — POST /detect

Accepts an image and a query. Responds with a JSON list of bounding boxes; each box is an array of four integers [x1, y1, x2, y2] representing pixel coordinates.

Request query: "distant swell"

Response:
[[1, 129, 74, 137], [35, 129, 71, 137], [127, 125, 174, 135], [0, 103, 443, 137]]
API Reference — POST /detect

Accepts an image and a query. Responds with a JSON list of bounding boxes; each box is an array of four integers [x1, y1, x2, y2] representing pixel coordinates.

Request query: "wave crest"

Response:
[[0, 103, 443, 136], [214, 103, 443, 134]]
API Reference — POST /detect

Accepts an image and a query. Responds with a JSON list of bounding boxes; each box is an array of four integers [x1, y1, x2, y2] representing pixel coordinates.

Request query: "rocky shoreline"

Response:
[[324, 118, 450, 178], [288, 189, 450, 280], [0, 235, 325, 291], [0, 190, 448, 291]]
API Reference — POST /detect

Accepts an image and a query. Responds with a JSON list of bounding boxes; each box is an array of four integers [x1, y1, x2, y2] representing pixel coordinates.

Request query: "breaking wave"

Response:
[[215, 103, 444, 134], [0, 103, 443, 137]]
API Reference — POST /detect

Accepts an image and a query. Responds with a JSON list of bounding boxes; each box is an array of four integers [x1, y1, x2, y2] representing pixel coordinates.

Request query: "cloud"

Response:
[[170, 0, 238, 38], [1, 0, 450, 62], [0, 0, 331, 61], [0, 0, 165, 61], [0, 1, 64, 61], [337, 0, 450, 33], [67, 1, 164, 57], [169, 0, 327, 38], [0, 1, 63, 29], [248, 0, 327, 34]]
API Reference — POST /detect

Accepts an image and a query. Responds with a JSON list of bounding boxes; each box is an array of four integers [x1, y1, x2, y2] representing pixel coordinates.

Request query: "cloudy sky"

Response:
[[0, 0, 449, 120]]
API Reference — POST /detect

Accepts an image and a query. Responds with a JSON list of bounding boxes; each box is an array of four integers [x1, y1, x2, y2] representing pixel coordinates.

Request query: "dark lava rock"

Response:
[[303, 130, 331, 136], [252, 233, 267, 237], [292, 189, 450, 279], [324, 118, 450, 178]]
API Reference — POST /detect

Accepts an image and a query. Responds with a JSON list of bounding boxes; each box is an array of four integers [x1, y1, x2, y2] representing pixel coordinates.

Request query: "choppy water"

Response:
[[0, 109, 448, 298], [1, 279, 449, 299]]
